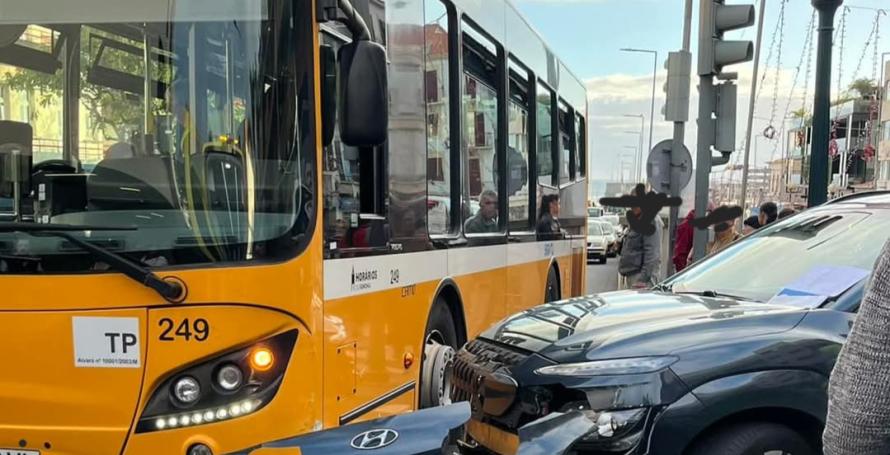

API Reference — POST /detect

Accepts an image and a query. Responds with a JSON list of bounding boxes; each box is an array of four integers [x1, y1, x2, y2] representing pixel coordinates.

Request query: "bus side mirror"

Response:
[[338, 40, 388, 147], [320, 44, 337, 147]]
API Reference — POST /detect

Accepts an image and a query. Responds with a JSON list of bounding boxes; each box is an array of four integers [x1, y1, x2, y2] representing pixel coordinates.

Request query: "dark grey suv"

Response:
[[453, 192, 890, 455]]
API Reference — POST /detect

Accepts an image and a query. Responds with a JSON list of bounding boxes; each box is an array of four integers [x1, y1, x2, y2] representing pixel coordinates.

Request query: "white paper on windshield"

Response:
[[781, 265, 870, 298], [768, 293, 828, 309]]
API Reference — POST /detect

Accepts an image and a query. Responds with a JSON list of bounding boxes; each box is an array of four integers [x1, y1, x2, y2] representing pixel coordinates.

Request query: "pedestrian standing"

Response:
[[618, 186, 663, 289], [673, 210, 695, 273], [823, 239, 890, 454], [707, 218, 741, 256]]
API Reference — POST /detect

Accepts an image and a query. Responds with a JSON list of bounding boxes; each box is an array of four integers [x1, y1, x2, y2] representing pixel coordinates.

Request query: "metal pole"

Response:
[[667, 0, 694, 277], [809, 0, 843, 207], [878, 52, 890, 188], [740, 0, 767, 216], [649, 50, 658, 181], [693, 75, 716, 261], [639, 115, 645, 183]]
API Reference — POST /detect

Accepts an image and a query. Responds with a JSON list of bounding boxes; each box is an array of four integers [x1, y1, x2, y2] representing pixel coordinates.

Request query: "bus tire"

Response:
[[419, 300, 458, 409], [545, 266, 560, 303]]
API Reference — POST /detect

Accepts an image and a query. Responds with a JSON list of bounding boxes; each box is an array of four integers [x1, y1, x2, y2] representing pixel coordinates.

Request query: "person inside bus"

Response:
[[464, 189, 498, 234], [536, 193, 562, 241]]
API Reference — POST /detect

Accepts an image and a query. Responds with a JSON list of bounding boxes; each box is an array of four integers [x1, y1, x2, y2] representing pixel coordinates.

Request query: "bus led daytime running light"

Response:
[[152, 399, 261, 431]]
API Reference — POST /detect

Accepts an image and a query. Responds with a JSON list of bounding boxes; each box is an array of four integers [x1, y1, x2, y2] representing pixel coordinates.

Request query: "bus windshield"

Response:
[[0, 0, 315, 272]]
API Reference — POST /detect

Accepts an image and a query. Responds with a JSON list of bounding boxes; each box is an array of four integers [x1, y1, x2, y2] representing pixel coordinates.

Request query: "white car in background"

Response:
[[586, 221, 608, 264], [597, 219, 619, 257]]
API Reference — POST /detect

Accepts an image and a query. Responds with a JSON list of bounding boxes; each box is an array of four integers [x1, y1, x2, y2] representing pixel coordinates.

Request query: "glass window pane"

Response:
[[0, 0, 317, 269], [536, 82, 553, 186], [508, 99, 529, 229], [576, 114, 586, 177], [425, 0, 451, 235], [558, 103, 573, 184], [462, 73, 499, 235], [0, 25, 63, 164]]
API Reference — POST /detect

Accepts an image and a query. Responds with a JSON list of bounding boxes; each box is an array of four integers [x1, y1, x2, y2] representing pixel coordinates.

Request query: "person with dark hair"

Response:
[[778, 207, 796, 219], [536, 194, 562, 240], [758, 201, 779, 226], [618, 185, 662, 289]]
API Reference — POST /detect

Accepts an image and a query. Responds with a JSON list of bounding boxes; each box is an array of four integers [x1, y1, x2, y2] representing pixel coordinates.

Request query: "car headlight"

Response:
[[534, 356, 677, 377], [135, 329, 297, 433], [558, 402, 649, 451]]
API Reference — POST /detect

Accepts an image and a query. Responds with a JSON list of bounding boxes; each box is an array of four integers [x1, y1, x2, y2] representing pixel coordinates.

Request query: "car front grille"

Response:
[[452, 339, 529, 404]]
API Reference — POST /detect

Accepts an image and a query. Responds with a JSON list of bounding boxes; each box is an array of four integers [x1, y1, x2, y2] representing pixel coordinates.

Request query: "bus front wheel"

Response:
[[419, 300, 458, 409]]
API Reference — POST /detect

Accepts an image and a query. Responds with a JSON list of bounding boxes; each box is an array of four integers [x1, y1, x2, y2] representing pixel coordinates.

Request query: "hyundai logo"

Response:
[[350, 428, 399, 450]]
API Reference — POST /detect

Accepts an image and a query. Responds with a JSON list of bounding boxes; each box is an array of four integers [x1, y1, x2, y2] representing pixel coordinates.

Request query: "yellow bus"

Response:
[[0, 0, 588, 453]]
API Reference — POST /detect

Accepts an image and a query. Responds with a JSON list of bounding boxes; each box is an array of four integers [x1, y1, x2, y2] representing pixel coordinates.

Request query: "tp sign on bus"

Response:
[[72, 317, 141, 368]]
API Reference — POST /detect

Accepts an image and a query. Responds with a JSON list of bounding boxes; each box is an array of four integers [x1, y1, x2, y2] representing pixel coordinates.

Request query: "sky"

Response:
[[514, 0, 890, 200]]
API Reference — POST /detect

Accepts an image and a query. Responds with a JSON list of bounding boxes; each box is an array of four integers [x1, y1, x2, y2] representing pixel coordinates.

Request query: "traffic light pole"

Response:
[[666, 0, 694, 277], [693, 76, 716, 262], [808, 0, 843, 207]]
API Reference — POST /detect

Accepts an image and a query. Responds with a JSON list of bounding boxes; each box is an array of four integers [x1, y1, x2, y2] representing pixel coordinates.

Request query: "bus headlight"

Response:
[[172, 376, 201, 404], [216, 364, 244, 391], [135, 329, 298, 433]]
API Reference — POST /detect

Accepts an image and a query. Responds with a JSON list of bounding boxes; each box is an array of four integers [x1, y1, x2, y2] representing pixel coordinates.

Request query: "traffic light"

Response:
[[663, 51, 691, 122], [698, 0, 756, 77], [715, 81, 737, 153]]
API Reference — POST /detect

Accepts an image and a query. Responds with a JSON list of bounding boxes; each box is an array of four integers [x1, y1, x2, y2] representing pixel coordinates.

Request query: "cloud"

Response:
[[585, 64, 814, 186]]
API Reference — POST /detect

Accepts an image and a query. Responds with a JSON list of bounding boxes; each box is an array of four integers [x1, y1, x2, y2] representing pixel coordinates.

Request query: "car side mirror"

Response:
[[338, 39, 388, 147]]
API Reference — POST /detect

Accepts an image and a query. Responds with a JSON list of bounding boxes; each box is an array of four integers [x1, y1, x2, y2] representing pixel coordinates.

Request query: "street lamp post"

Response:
[[622, 114, 645, 182], [809, 0, 844, 207], [623, 146, 639, 184], [624, 131, 643, 183], [620, 48, 658, 170]]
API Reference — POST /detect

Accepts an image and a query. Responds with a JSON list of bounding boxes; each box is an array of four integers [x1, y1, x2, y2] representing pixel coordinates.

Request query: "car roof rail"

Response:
[[824, 190, 890, 205]]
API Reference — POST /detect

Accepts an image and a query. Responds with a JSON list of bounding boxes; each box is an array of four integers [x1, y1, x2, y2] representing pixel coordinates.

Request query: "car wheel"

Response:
[[599, 256, 607, 265], [545, 266, 560, 303], [419, 300, 458, 409], [687, 422, 814, 455]]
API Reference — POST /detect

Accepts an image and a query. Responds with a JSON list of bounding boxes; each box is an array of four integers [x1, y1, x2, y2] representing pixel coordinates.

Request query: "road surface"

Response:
[[586, 257, 619, 295]]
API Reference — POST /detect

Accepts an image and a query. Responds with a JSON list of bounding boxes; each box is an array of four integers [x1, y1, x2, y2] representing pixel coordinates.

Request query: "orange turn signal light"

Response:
[[250, 347, 275, 371]]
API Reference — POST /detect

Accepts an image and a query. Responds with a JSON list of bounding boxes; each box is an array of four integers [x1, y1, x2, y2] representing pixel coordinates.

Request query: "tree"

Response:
[[848, 78, 878, 99], [790, 107, 812, 126], [0, 26, 165, 142]]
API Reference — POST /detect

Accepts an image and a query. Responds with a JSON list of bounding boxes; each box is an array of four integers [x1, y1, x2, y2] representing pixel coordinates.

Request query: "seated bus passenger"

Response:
[[465, 189, 498, 234]]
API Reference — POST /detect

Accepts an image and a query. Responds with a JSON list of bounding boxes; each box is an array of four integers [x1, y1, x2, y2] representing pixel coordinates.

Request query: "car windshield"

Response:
[[663, 208, 890, 302], [0, 0, 315, 272], [600, 223, 614, 235], [588, 222, 603, 236]]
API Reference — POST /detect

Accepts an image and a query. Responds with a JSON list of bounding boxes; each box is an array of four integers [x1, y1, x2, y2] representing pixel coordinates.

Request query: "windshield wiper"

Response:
[[675, 290, 759, 302], [0, 223, 185, 302]]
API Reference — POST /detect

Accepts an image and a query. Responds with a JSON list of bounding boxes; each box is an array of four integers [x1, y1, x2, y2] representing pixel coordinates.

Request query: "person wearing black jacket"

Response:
[[536, 194, 562, 241]]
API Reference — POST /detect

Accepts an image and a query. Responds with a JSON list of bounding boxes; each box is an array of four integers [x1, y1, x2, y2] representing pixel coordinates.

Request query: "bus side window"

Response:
[[321, 31, 389, 254], [558, 101, 575, 185], [461, 21, 502, 236], [536, 82, 554, 188], [424, 0, 452, 236], [576, 114, 586, 178], [507, 59, 531, 232]]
